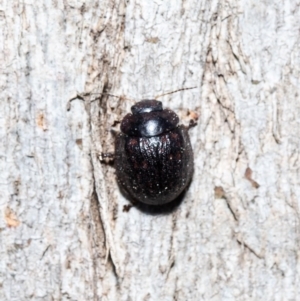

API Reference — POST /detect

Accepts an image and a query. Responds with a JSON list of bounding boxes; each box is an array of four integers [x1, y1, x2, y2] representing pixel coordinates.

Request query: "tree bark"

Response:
[[1, 0, 300, 300]]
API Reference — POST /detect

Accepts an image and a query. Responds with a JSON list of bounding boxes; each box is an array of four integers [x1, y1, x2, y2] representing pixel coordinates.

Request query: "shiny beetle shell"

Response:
[[115, 100, 193, 205]]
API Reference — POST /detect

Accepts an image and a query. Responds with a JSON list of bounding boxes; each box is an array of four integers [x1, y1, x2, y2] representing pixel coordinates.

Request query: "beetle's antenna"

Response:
[[155, 87, 197, 99], [88, 93, 135, 102], [67, 92, 136, 110]]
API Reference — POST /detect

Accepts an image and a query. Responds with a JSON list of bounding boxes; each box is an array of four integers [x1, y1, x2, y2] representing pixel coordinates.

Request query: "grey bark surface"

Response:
[[1, 1, 300, 300]]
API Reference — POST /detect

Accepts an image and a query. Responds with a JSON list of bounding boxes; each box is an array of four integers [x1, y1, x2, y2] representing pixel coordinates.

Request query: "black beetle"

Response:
[[108, 98, 194, 206]]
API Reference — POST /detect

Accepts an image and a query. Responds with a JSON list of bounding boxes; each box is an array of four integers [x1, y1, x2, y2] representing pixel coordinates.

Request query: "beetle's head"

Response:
[[121, 100, 179, 137]]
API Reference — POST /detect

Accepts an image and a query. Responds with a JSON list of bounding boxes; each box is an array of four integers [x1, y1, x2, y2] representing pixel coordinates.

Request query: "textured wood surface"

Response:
[[1, 0, 300, 300]]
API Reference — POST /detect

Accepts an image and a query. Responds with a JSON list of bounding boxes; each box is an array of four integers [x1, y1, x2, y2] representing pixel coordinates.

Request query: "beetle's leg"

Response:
[[188, 119, 198, 129], [110, 129, 118, 138], [186, 110, 199, 130], [99, 152, 115, 162]]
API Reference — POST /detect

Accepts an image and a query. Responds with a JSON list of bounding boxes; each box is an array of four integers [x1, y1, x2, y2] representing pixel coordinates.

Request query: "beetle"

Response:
[[102, 89, 196, 205]]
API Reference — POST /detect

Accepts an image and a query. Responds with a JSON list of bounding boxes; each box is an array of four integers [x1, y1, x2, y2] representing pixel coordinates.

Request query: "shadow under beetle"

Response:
[[102, 88, 196, 206]]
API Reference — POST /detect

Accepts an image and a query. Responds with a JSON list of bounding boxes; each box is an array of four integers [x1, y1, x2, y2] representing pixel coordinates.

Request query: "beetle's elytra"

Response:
[[114, 99, 194, 205]]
